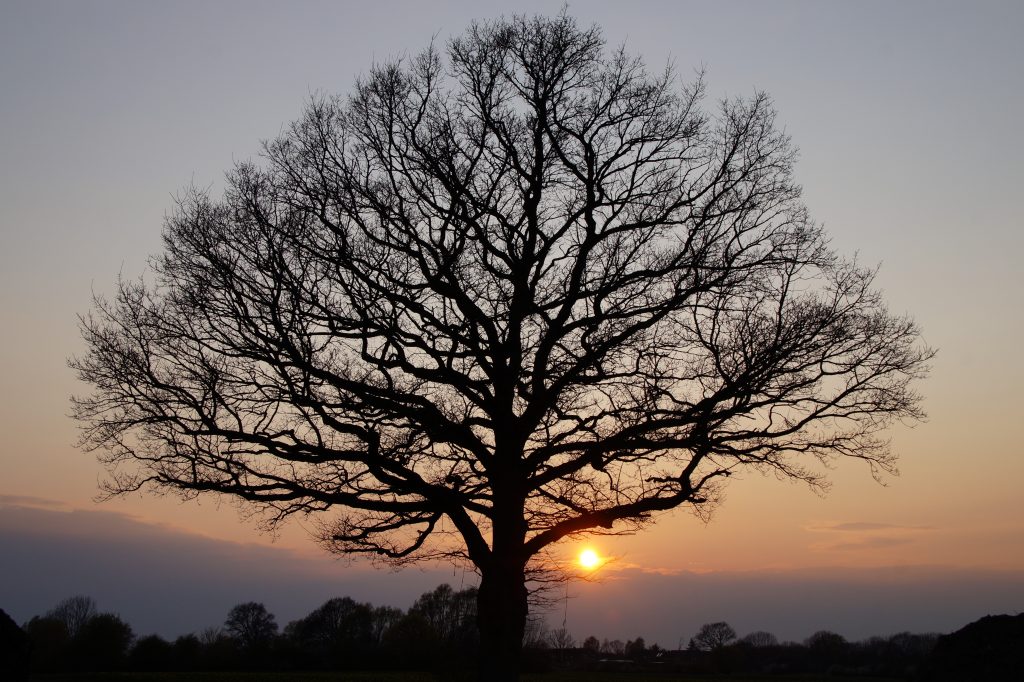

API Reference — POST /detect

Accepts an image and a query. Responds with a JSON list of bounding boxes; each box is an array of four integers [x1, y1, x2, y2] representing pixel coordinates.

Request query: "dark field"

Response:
[[27, 673, 902, 682]]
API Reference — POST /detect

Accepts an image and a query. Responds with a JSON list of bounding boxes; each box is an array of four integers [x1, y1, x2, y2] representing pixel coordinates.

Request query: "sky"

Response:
[[1, 0, 1023, 647]]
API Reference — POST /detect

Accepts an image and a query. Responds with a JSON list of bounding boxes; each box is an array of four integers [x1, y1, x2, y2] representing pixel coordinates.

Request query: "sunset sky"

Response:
[[2, 0, 1022, 647]]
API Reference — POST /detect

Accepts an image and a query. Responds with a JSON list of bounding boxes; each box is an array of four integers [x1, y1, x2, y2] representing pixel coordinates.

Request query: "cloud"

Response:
[[816, 536, 916, 552], [0, 494, 68, 509], [807, 521, 935, 532], [0, 500, 460, 637], [586, 560, 687, 578], [804, 520, 936, 552]]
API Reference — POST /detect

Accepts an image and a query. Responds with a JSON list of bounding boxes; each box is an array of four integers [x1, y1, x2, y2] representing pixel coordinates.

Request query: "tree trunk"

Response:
[[476, 561, 529, 682]]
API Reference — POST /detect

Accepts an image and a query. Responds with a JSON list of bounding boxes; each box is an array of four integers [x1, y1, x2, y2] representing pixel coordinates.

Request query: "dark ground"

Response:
[[26, 672, 903, 682]]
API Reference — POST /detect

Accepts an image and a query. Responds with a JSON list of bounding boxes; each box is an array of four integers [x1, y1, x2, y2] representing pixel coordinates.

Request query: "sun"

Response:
[[578, 548, 601, 570]]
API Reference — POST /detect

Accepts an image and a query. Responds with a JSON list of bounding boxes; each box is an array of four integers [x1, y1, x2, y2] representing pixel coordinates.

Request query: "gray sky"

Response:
[[2, 0, 1023, 643]]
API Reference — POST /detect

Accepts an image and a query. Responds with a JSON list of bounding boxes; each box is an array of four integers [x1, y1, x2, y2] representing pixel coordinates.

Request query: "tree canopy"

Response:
[[73, 13, 931, 679], [224, 602, 277, 649]]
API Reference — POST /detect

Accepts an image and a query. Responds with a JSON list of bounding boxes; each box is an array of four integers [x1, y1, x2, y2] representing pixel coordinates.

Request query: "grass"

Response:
[[522, 675, 901, 682], [28, 673, 902, 682], [29, 674, 434, 682]]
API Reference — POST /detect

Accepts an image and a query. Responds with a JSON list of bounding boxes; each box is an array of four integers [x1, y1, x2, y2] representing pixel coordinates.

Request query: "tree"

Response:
[[286, 596, 373, 667], [689, 621, 737, 651], [805, 629, 848, 655], [196, 627, 239, 670], [72, 613, 134, 671], [45, 596, 96, 639], [224, 602, 278, 649], [129, 634, 174, 671], [171, 633, 203, 671], [624, 636, 646, 660], [369, 605, 403, 646], [380, 612, 439, 667], [521, 617, 551, 650], [72, 12, 931, 681], [601, 638, 625, 657], [0, 608, 30, 681], [410, 584, 477, 645], [549, 626, 575, 650], [25, 596, 100, 672], [740, 630, 779, 648], [22, 616, 69, 672]]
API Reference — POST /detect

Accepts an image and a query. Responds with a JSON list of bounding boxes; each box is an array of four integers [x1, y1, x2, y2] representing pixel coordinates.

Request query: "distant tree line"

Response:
[[4, 593, 1022, 679], [14, 586, 479, 676], [539, 621, 940, 679], [665, 622, 939, 679]]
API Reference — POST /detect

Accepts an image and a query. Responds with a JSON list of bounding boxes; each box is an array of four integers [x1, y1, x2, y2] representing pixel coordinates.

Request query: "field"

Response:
[[27, 672, 903, 682]]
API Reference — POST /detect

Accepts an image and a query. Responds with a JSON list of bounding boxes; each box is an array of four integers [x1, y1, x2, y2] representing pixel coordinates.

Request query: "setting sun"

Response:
[[579, 548, 601, 570]]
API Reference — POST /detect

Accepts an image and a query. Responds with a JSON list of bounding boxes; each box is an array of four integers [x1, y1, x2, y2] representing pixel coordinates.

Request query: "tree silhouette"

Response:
[[602, 638, 625, 657], [224, 602, 277, 650], [549, 626, 575, 650], [690, 621, 737, 651], [624, 636, 647, 660], [0, 608, 30, 681], [22, 616, 69, 672], [170, 633, 203, 671], [129, 634, 174, 671], [380, 611, 440, 668], [369, 605, 403, 647], [410, 584, 478, 646], [72, 12, 932, 680], [805, 629, 849, 669], [285, 596, 373, 668], [72, 613, 134, 672], [740, 630, 779, 648], [45, 596, 96, 639]]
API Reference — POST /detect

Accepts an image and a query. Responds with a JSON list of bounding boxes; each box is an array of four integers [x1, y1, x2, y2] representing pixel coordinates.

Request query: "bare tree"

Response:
[[549, 626, 575, 650], [285, 596, 373, 652], [740, 630, 779, 648], [690, 621, 737, 651], [197, 627, 223, 648], [410, 583, 477, 645], [601, 638, 626, 657], [72, 13, 931, 680], [45, 596, 96, 640], [224, 602, 277, 649], [369, 605, 403, 646], [625, 636, 647, 659], [74, 612, 134, 672]]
